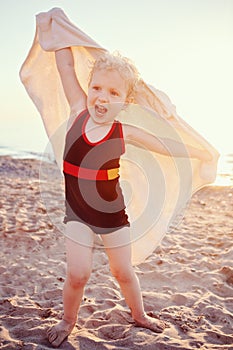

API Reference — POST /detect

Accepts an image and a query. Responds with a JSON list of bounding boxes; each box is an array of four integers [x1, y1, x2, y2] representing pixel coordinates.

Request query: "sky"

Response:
[[0, 0, 233, 155]]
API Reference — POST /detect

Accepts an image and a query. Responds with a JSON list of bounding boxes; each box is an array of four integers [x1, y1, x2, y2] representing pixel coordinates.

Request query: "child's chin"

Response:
[[93, 113, 114, 124], [95, 112, 107, 120], [92, 114, 108, 124]]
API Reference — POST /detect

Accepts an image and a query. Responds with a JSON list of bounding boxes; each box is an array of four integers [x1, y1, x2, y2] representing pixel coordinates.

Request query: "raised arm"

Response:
[[123, 124, 212, 161], [55, 48, 87, 115]]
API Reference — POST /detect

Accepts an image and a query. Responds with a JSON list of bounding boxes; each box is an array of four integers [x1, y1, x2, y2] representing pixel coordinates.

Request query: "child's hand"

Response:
[[198, 150, 213, 162]]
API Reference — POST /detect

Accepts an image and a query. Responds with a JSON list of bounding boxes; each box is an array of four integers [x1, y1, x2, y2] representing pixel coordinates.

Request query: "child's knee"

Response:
[[110, 265, 134, 283], [67, 270, 90, 289]]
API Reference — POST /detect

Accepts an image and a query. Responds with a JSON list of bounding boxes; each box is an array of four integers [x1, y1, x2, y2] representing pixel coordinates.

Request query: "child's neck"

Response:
[[85, 116, 114, 143]]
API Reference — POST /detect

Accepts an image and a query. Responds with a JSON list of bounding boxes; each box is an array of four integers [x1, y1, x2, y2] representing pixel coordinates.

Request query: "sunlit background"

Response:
[[0, 0, 232, 184]]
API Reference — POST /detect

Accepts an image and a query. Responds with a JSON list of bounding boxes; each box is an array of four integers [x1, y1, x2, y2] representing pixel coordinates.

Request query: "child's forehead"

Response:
[[91, 68, 121, 79], [90, 69, 127, 88]]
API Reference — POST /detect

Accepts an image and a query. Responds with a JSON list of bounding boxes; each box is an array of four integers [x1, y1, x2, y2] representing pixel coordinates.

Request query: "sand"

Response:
[[0, 156, 232, 350]]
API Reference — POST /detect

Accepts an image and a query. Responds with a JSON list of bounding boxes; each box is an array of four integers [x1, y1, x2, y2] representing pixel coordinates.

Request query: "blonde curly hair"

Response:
[[89, 51, 140, 102]]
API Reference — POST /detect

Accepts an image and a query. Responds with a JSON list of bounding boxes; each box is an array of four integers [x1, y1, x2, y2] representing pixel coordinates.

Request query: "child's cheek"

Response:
[[113, 101, 124, 112]]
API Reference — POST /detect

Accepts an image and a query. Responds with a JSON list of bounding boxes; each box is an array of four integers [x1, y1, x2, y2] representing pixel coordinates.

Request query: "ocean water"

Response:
[[0, 144, 232, 187], [214, 153, 233, 186]]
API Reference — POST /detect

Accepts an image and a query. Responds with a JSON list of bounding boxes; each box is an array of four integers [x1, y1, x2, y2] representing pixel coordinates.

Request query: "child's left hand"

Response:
[[198, 150, 213, 162]]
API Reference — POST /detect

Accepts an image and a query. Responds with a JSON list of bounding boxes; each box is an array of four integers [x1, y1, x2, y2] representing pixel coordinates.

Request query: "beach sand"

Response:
[[0, 156, 232, 350]]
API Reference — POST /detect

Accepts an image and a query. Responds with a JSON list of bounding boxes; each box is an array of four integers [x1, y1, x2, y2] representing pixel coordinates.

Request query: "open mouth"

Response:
[[95, 104, 108, 117]]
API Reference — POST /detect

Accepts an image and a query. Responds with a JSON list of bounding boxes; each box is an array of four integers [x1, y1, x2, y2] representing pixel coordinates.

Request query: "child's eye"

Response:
[[92, 86, 100, 91], [110, 90, 119, 96]]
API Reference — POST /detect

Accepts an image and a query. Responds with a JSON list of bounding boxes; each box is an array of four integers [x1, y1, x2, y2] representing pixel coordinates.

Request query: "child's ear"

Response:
[[122, 97, 134, 111], [125, 96, 134, 105]]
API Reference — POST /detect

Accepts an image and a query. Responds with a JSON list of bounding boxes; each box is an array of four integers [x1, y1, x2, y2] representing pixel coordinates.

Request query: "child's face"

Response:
[[87, 69, 128, 124]]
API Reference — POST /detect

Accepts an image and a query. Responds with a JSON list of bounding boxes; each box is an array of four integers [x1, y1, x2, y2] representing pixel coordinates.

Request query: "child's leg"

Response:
[[62, 222, 94, 323], [101, 227, 165, 333], [47, 221, 94, 347]]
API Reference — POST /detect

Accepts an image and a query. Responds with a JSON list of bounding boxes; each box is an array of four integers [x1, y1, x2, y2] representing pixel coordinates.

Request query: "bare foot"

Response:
[[134, 314, 165, 333], [47, 319, 75, 347]]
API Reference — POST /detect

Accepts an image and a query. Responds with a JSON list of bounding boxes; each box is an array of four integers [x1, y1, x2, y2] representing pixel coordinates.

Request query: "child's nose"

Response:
[[98, 91, 108, 103]]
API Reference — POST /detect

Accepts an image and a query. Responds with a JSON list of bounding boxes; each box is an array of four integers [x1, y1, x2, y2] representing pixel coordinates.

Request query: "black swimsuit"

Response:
[[63, 109, 130, 234]]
